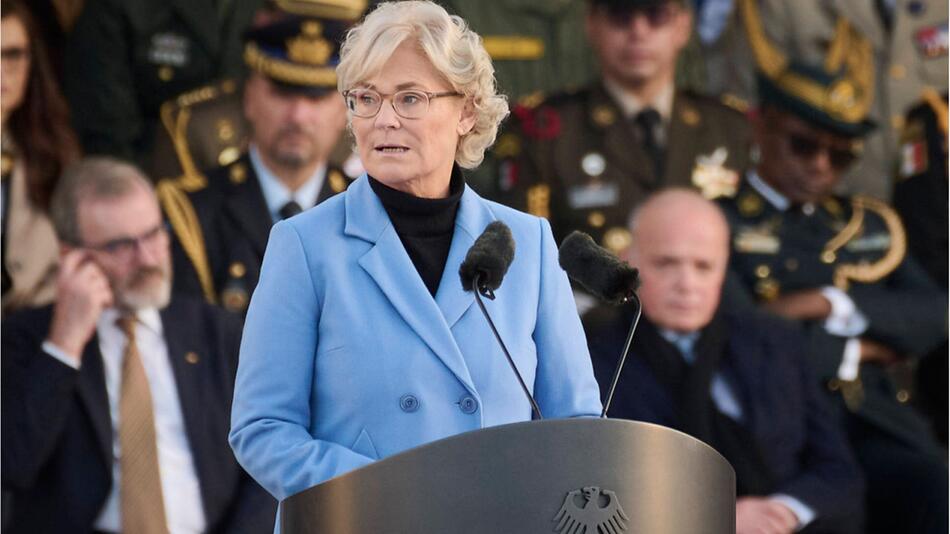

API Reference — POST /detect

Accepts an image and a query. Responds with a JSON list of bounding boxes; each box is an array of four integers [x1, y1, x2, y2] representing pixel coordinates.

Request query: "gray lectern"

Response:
[[281, 418, 735, 533]]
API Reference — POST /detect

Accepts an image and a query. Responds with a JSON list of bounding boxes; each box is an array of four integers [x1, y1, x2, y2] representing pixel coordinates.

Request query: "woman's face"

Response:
[[349, 41, 474, 198], [1, 15, 30, 126]]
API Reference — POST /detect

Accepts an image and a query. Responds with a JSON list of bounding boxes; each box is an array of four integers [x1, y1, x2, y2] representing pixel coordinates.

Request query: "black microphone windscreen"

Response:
[[459, 221, 516, 292], [558, 231, 639, 305]]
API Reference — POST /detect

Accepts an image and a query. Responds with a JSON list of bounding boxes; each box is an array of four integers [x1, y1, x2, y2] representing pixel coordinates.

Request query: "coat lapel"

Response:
[[664, 93, 702, 188], [167, 0, 220, 59], [74, 336, 113, 465], [347, 177, 478, 394], [225, 161, 273, 257]]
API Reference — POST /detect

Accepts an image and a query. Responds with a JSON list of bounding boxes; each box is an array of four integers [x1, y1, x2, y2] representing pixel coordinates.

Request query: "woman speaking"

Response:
[[229, 0, 601, 502]]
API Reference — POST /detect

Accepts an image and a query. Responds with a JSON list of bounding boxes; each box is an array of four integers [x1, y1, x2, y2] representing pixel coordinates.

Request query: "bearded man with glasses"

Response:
[[718, 59, 948, 534]]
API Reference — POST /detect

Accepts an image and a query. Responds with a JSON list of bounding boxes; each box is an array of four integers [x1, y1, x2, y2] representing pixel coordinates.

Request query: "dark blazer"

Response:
[[162, 154, 351, 313], [587, 308, 865, 533], [1, 297, 276, 533]]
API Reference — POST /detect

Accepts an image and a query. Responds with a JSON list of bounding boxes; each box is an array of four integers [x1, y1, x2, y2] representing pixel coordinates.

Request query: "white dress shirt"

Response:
[[746, 171, 869, 380], [43, 308, 206, 534], [249, 144, 326, 223]]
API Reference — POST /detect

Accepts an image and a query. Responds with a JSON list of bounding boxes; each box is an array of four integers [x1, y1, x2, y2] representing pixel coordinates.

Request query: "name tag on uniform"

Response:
[[567, 182, 619, 209], [149, 32, 190, 67], [845, 233, 891, 252], [734, 228, 780, 254]]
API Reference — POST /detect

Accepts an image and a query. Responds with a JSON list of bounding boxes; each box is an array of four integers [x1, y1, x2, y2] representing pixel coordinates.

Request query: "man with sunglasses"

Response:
[[719, 61, 948, 534], [159, 6, 359, 314], [1, 157, 276, 532], [495, 0, 751, 256]]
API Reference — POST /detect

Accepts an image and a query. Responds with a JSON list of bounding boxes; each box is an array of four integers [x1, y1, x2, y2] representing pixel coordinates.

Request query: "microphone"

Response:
[[557, 231, 641, 418], [558, 231, 640, 305], [459, 221, 515, 299], [459, 221, 543, 420]]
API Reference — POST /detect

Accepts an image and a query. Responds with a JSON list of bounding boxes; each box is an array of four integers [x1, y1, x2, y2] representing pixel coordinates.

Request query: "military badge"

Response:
[[329, 169, 347, 193], [568, 182, 619, 209], [845, 233, 891, 252], [734, 228, 780, 254], [493, 132, 522, 159], [218, 147, 241, 167], [591, 105, 617, 127], [899, 121, 929, 178], [680, 105, 701, 126], [513, 105, 561, 140], [148, 32, 190, 67], [581, 152, 607, 177], [603, 227, 633, 255], [692, 147, 739, 199], [287, 21, 333, 66], [914, 23, 949, 58], [553, 486, 628, 534], [526, 183, 550, 218]]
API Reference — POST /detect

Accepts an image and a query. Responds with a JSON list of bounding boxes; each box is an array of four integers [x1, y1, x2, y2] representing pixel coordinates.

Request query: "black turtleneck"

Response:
[[369, 167, 464, 296]]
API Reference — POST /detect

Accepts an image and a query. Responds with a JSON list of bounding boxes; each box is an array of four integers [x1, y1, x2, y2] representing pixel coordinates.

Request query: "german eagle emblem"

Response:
[[553, 486, 629, 533]]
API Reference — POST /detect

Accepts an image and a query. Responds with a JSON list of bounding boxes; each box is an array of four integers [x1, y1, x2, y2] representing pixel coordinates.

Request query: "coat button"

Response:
[[458, 395, 478, 414], [399, 394, 420, 413]]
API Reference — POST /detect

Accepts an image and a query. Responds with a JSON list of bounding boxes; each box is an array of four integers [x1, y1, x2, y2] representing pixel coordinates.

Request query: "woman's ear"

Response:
[[457, 99, 476, 136]]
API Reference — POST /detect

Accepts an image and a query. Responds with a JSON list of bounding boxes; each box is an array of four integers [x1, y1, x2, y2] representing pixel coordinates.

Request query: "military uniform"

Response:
[[160, 155, 351, 313], [64, 0, 264, 165], [751, 0, 949, 200], [438, 0, 596, 103], [496, 83, 751, 253]]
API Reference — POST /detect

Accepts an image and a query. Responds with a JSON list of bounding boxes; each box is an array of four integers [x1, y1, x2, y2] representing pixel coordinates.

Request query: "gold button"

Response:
[[754, 265, 771, 279], [229, 261, 246, 278], [891, 115, 905, 130], [889, 64, 906, 80], [587, 211, 606, 228], [784, 258, 799, 271], [821, 251, 836, 264], [158, 66, 174, 81], [229, 163, 247, 184], [602, 227, 632, 255], [185, 351, 200, 364], [216, 120, 235, 142], [896, 390, 910, 403]]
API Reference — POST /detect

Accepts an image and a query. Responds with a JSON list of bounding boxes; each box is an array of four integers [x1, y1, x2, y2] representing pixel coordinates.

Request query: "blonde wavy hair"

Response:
[[336, 1, 509, 169]]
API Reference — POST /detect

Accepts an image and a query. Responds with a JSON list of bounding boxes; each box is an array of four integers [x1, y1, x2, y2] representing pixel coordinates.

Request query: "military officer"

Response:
[[148, 0, 366, 182], [748, 0, 949, 201], [892, 90, 948, 444], [63, 0, 265, 166], [718, 50, 948, 534], [158, 7, 355, 314], [495, 0, 751, 254]]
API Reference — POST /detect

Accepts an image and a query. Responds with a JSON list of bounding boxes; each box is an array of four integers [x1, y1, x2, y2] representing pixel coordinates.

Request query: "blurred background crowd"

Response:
[[1, 0, 947, 532]]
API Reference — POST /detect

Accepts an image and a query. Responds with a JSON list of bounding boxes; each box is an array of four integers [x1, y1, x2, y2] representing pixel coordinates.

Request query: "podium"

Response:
[[282, 418, 735, 533]]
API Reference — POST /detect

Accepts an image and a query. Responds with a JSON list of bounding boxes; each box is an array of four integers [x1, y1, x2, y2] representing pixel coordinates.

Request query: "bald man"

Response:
[[586, 189, 864, 534]]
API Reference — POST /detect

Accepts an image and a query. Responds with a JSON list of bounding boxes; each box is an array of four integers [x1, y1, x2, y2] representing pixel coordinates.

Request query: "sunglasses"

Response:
[[784, 132, 861, 170], [606, 3, 680, 28]]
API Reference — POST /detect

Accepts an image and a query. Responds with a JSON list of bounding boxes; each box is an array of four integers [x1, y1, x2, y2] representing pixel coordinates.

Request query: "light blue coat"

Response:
[[229, 175, 602, 501]]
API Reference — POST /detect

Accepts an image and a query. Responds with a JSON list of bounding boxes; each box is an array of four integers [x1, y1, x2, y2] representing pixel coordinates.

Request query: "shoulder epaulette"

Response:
[[159, 79, 239, 185], [829, 195, 906, 289], [156, 179, 217, 303]]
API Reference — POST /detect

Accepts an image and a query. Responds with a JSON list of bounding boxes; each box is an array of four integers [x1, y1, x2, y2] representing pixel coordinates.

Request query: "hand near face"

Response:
[[736, 497, 798, 534], [47, 249, 114, 363], [762, 289, 832, 321]]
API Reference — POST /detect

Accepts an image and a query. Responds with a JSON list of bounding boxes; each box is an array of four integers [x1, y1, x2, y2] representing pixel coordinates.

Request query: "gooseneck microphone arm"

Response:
[[471, 273, 544, 420], [600, 292, 641, 418]]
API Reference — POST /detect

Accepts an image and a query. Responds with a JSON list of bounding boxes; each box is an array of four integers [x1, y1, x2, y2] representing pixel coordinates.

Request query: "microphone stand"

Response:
[[601, 292, 642, 418], [472, 272, 544, 420]]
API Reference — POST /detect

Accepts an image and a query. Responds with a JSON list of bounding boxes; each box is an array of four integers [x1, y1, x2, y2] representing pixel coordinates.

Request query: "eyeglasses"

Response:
[[606, 3, 680, 28], [342, 88, 462, 119], [82, 222, 169, 261], [784, 131, 862, 170]]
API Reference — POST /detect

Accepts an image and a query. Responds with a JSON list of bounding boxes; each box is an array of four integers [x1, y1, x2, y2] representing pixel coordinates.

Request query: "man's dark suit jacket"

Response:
[[1, 297, 276, 533], [587, 308, 865, 534]]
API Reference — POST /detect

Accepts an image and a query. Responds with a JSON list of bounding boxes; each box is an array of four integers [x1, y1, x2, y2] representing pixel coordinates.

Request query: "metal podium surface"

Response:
[[281, 418, 735, 533]]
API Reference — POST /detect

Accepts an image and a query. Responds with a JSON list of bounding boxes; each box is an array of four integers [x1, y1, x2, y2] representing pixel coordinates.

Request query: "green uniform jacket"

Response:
[[495, 83, 751, 252], [64, 0, 263, 166], [719, 177, 947, 451]]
